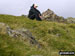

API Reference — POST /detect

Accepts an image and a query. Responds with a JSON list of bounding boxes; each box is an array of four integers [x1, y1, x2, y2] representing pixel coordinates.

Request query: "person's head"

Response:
[[33, 4, 38, 8]]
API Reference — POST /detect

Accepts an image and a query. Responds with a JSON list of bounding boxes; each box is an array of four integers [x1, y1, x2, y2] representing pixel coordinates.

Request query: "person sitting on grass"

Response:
[[28, 4, 42, 21]]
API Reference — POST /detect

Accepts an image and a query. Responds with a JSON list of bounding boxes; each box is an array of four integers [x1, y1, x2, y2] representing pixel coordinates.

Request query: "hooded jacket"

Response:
[[28, 4, 41, 18]]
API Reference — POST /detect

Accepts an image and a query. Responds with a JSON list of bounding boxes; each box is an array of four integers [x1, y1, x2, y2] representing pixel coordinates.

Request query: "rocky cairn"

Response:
[[42, 9, 66, 22]]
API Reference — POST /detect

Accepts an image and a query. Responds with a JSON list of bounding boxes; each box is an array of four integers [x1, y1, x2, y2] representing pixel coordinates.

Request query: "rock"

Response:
[[0, 22, 8, 34], [66, 17, 75, 23], [0, 22, 41, 48], [42, 9, 54, 21], [21, 14, 28, 17], [56, 33, 61, 37], [42, 9, 65, 22]]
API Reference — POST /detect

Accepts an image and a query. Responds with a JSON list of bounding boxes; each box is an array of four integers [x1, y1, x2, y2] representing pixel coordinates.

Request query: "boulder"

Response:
[[42, 9, 65, 22], [0, 22, 41, 48], [66, 17, 75, 23]]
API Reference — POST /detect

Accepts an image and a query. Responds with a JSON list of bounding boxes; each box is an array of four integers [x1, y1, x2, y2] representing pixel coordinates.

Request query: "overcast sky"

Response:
[[0, 0, 75, 18]]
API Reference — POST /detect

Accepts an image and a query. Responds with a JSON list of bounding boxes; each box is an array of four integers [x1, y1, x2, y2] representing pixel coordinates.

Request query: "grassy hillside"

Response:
[[0, 14, 75, 56]]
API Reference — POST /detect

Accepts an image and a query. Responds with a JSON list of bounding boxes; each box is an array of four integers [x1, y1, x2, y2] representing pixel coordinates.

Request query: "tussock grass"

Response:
[[0, 14, 75, 56]]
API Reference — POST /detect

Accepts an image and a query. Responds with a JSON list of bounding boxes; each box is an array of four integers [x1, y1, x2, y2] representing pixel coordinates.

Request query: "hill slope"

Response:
[[0, 14, 75, 56]]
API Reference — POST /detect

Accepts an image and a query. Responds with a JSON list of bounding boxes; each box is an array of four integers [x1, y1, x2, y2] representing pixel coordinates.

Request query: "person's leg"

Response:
[[35, 14, 42, 21], [29, 14, 35, 20]]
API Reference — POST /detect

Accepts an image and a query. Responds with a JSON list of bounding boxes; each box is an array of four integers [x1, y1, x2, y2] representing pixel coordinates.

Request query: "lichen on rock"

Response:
[[0, 22, 41, 48]]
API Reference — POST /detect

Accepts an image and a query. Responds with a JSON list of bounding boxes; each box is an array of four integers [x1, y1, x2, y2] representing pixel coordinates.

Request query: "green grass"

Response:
[[0, 14, 75, 56]]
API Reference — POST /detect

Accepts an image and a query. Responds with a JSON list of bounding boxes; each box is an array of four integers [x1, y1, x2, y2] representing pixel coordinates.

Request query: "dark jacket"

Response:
[[28, 4, 41, 18]]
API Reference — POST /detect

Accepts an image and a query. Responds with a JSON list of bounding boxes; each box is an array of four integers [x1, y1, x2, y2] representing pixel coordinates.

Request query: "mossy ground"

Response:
[[0, 14, 75, 56]]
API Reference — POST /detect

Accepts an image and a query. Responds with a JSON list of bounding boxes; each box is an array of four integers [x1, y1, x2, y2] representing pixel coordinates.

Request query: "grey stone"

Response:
[[42, 9, 65, 22], [56, 33, 61, 37], [0, 22, 41, 48], [66, 17, 75, 23]]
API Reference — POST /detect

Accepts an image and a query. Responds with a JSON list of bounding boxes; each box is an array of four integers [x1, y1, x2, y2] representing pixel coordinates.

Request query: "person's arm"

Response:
[[36, 9, 41, 16], [31, 8, 39, 15], [37, 10, 43, 19]]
